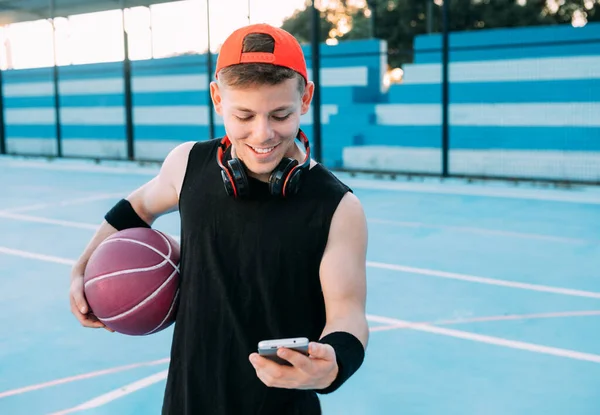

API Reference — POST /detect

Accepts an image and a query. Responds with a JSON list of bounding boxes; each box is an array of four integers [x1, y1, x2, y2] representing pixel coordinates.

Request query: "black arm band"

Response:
[[104, 199, 150, 231], [315, 331, 365, 394]]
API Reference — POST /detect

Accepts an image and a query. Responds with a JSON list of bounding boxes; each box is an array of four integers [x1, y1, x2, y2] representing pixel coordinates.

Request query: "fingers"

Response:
[[249, 353, 295, 388], [69, 275, 111, 331], [277, 348, 311, 372], [69, 275, 89, 315], [309, 342, 336, 362]]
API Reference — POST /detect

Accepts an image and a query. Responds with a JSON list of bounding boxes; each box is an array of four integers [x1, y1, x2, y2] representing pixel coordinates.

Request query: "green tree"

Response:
[[281, 0, 600, 68]]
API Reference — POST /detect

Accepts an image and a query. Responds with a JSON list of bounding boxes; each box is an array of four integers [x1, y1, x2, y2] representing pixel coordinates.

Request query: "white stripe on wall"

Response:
[[402, 56, 600, 84], [132, 74, 208, 92], [453, 103, 600, 127], [376, 102, 600, 127], [62, 139, 127, 158], [133, 106, 213, 125], [60, 107, 125, 125], [135, 140, 186, 161], [307, 67, 368, 87], [3, 82, 54, 97], [59, 78, 124, 95], [133, 105, 339, 125], [343, 146, 600, 181], [5, 108, 55, 124], [3, 67, 368, 100], [6, 138, 57, 155], [375, 104, 440, 126]]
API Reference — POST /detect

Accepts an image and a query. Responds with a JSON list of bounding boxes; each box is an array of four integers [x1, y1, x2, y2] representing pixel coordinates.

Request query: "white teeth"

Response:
[[251, 145, 276, 154]]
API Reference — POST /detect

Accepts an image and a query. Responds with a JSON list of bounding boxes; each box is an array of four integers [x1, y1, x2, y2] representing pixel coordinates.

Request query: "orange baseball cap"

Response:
[[215, 23, 308, 84]]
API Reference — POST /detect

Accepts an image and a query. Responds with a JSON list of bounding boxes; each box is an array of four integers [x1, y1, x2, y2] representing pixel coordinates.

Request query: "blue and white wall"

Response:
[[3, 23, 599, 182], [343, 23, 600, 181]]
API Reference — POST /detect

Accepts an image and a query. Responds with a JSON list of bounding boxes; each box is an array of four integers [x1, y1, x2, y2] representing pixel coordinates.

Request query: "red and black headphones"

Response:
[[216, 129, 311, 199]]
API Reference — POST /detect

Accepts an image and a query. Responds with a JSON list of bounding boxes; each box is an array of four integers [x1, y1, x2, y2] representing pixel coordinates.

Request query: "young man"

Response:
[[69, 24, 369, 414]]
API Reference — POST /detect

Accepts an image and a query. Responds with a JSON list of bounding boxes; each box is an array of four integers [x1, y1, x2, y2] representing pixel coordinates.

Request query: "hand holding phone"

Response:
[[250, 337, 339, 390], [257, 337, 309, 366]]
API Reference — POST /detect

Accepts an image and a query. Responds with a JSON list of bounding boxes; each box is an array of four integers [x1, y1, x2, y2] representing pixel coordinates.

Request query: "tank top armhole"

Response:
[[308, 165, 354, 261], [178, 139, 221, 209]]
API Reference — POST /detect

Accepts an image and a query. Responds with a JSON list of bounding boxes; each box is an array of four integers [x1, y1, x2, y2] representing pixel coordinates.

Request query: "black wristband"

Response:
[[104, 199, 150, 231], [315, 331, 365, 394]]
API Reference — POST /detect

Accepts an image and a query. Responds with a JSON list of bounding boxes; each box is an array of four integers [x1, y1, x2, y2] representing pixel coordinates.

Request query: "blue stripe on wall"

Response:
[[3, 67, 53, 82], [58, 62, 125, 79], [413, 23, 600, 63], [4, 96, 55, 107], [388, 79, 600, 104], [133, 92, 208, 106], [59, 95, 125, 107], [363, 126, 600, 151], [132, 55, 209, 76], [5, 125, 56, 138], [61, 125, 126, 140], [415, 22, 600, 50], [450, 127, 600, 151], [415, 44, 600, 63]]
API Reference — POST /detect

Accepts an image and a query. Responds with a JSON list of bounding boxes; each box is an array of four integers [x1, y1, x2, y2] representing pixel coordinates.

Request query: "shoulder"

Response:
[[330, 192, 366, 236], [161, 141, 197, 175], [160, 140, 216, 197], [314, 165, 365, 245]]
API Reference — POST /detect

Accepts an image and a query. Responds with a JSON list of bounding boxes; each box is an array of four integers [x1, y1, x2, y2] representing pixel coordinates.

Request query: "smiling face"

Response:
[[210, 76, 314, 182]]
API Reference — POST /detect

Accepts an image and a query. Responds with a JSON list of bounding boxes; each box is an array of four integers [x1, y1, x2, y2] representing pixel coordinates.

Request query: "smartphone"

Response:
[[257, 337, 310, 366]]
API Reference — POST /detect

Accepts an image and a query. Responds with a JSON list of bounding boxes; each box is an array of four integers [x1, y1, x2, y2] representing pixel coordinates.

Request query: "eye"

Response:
[[235, 115, 253, 122], [272, 114, 291, 121]]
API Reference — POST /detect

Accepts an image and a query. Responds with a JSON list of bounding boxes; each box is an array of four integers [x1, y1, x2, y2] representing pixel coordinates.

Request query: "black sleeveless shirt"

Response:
[[161, 139, 352, 415]]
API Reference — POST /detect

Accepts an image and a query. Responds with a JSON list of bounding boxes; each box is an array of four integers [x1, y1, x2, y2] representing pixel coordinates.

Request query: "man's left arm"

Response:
[[313, 191, 369, 391], [249, 192, 368, 391], [319, 191, 369, 347]]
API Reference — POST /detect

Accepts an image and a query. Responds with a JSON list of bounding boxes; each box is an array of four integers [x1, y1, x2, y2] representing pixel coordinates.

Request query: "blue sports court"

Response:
[[1, 157, 599, 414]]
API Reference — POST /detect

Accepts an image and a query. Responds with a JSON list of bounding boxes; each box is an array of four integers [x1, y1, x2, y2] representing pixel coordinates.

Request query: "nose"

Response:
[[252, 116, 275, 142]]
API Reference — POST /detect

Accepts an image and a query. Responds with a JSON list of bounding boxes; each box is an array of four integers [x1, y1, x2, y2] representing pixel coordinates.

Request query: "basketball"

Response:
[[83, 227, 181, 336]]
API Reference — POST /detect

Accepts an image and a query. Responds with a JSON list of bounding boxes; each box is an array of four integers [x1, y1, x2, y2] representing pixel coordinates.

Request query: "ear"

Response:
[[300, 81, 314, 115], [210, 81, 223, 115]]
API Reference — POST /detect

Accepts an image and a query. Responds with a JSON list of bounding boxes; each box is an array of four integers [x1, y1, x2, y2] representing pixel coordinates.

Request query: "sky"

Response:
[[0, 0, 309, 69]]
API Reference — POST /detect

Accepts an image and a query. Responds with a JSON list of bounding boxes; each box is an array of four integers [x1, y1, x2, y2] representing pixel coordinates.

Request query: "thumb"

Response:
[[309, 342, 336, 361]]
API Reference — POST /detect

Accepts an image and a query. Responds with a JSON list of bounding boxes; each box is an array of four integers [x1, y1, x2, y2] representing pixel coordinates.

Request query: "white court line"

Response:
[[48, 370, 168, 415], [367, 313, 600, 363], [0, 247, 75, 266], [369, 310, 600, 332], [1, 193, 125, 213], [1, 238, 599, 299], [0, 358, 170, 399], [0, 211, 98, 230], [0, 316, 402, 400], [368, 261, 600, 299], [3, 158, 600, 204], [0, 207, 588, 250], [368, 218, 594, 245], [0, 245, 598, 409]]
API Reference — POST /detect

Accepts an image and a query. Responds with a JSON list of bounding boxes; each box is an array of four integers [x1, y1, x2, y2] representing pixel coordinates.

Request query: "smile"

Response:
[[248, 143, 280, 155]]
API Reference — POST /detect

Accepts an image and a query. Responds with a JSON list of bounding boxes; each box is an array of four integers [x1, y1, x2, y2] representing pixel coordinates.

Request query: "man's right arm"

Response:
[[69, 141, 196, 330]]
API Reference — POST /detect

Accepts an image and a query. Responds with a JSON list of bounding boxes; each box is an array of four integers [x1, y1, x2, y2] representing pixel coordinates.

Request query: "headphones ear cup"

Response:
[[220, 170, 235, 197], [283, 168, 304, 197], [269, 158, 298, 197], [227, 158, 250, 198]]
